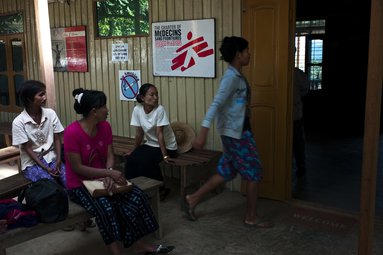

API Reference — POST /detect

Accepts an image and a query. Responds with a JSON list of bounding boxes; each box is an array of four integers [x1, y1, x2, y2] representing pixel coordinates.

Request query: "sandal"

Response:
[[146, 244, 175, 254], [244, 219, 274, 228]]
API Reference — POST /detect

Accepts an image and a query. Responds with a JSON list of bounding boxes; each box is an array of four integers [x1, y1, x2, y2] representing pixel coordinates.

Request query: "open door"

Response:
[[242, 0, 295, 200]]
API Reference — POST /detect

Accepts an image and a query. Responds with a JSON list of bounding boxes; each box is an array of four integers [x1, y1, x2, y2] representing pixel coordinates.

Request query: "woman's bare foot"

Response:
[[185, 194, 197, 208], [184, 195, 197, 221]]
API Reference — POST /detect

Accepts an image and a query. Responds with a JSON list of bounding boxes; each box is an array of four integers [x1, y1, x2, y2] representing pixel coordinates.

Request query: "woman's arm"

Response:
[[193, 126, 210, 149], [133, 126, 144, 150], [105, 144, 115, 169], [22, 141, 59, 177], [66, 150, 125, 183], [156, 125, 168, 160], [66, 151, 111, 179]]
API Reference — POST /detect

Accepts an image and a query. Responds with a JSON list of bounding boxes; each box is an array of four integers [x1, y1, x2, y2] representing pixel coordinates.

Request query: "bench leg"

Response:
[[151, 189, 162, 239], [4, 134, 11, 147], [179, 166, 187, 199]]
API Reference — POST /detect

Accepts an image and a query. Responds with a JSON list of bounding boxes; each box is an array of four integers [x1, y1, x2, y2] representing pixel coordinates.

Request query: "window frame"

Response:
[[295, 18, 326, 90], [0, 33, 26, 113], [305, 34, 324, 90]]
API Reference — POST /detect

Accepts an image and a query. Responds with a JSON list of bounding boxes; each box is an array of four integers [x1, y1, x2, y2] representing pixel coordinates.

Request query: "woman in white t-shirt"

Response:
[[12, 80, 66, 186], [124, 83, 177, 200]]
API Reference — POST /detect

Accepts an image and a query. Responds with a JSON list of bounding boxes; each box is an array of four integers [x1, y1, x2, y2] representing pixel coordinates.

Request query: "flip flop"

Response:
[[181, 196, 197, 221], [145, 244, 175, 254], [244, 219, 274, 228]]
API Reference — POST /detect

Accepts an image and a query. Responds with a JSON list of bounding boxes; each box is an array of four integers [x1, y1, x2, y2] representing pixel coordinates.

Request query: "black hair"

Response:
[[136, 83, 156, 103], [72, 88, 107, 117], [219, 36, 249, 63], [18, 80, 46, 108]]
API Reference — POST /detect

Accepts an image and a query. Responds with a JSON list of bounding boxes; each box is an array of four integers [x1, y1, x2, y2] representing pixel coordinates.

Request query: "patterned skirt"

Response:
[[23, 159, 66, 187], [68, 185, 158, 247], [217, 130, 263, 182]]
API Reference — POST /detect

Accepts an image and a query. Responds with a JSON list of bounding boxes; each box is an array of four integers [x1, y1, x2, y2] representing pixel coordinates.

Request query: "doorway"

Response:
[[291, 0, 376, 214]]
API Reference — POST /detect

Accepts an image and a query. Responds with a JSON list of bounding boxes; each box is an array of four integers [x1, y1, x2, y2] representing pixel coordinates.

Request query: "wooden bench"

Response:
[[0, 146, 20, 169], [0, 175, 163, 255], [0, 122, 20, 171], [113, 135, 222, 197]]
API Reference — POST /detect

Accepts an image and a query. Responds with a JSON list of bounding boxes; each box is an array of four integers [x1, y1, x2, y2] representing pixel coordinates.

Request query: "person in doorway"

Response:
[[185, 36, 273, 228], [293, 66, 310, 178], [124, 83, 178, 201], [12, 80, 66, 186], [64, 88, 174, 255]]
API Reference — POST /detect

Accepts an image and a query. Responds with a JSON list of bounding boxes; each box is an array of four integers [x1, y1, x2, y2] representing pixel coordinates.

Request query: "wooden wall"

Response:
[[0, 0, 243, 189]]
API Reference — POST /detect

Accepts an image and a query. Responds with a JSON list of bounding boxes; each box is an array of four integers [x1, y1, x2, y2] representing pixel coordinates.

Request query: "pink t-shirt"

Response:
[[64, 121, 112, 190]]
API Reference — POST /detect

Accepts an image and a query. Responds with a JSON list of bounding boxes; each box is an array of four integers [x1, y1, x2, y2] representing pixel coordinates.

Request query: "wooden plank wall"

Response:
[[0, 0, 242, 190]]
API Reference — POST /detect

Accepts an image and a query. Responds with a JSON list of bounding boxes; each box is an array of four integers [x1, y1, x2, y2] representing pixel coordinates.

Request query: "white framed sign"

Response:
[[152, 19, 215, 78], [112, 43, 128, 62]]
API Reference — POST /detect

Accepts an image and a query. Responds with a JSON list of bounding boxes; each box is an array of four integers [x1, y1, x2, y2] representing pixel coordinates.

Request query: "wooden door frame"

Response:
[[358, 0, 383, 253]]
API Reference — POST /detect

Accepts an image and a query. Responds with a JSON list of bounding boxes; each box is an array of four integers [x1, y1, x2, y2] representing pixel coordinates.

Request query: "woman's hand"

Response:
[[53, 160, 62, 176], [45, 166, 60, 177], [102, 176, 115, 194], [193, 127, 209, 149], [108, 169, 127, 185]]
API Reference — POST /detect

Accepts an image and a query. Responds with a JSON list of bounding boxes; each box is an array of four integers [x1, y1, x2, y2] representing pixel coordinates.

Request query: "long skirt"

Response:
[[68, 185, 158, 247], [124, 144, 177, 181], [23, 159, 66, 187]]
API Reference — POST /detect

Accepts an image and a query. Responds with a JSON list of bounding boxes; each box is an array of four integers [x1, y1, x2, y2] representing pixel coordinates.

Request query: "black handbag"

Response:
[[18, 178, 68, 223]]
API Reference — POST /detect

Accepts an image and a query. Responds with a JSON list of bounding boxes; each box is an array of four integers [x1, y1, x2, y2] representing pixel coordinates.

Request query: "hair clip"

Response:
[[75, 93, 84, 104]]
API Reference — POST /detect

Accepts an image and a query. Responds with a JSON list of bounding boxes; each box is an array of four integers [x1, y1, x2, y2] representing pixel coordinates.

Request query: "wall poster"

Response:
[[119, 70, 141, 101], [51, 25, 88, 72], [152, 19, 215, 78]]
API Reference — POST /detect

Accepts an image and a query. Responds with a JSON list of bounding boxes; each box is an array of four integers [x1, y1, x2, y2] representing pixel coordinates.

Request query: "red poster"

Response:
[[51, 26, 88, 72]]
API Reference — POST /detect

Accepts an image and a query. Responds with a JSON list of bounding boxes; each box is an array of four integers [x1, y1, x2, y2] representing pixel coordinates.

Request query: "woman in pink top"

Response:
[[64, 88, 175, 255]]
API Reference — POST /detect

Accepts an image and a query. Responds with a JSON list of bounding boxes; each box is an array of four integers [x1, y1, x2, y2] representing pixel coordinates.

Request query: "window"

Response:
[[95, 0, 149, 38], [0, 12, 23, 34], [0, 12, 26, 113], [295, 19, 325, 90]]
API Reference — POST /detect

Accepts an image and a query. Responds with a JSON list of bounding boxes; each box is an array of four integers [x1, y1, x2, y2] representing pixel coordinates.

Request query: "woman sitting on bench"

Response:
[[64, 88, 174, 255], [124, 83, 178, 201], [12, 80, 66, 186]]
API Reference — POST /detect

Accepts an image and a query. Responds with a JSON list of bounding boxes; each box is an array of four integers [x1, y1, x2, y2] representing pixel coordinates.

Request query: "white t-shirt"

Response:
[[12, 107, 64, 170], [130, 104, 177, 150]]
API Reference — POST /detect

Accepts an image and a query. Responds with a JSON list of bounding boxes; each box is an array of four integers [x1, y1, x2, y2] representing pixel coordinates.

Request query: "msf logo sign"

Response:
[[171, 31, 214, 72]]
